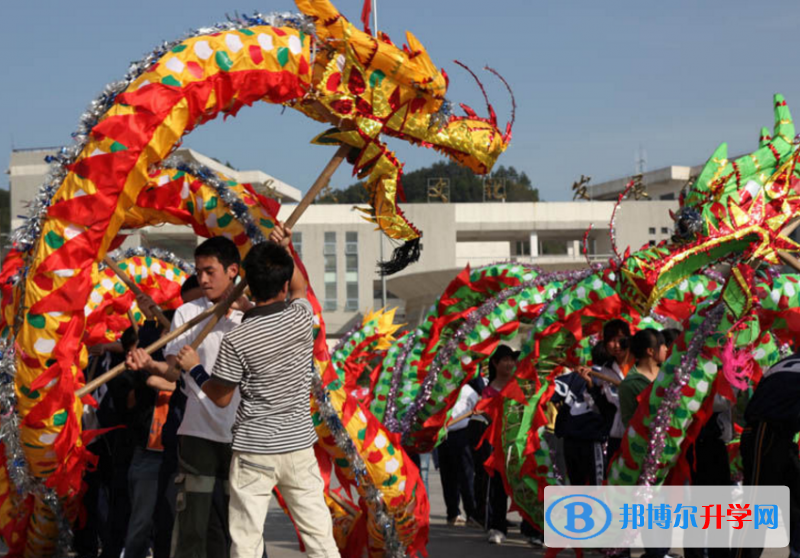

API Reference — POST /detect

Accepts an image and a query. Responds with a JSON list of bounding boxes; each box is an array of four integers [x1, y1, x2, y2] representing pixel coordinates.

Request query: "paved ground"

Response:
[[263, 473, 792, 558], [1, 470, 788, 557]]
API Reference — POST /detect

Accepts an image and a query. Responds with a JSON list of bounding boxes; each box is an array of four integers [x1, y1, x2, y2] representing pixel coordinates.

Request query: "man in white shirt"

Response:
[[438, 383, 481, 527], [126, 237, 249, 558]]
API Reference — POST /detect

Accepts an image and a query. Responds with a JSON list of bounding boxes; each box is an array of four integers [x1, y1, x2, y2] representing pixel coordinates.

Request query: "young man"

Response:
[[552, 342, 612, 487], [126, 237, 247, 558], [579, 319, 635, 465], [176, 225, 338, 558], [734, 351, 800, 558]]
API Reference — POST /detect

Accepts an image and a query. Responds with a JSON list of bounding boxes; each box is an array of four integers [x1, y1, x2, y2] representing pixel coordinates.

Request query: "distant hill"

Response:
[[317, 160, 540, 204]]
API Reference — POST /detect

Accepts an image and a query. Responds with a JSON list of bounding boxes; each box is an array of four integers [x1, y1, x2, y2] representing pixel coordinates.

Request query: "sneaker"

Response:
[[487, 529, 507, 544], [447, 514, 466, 526], [527, 534, 544, 547], [466, 516, 483, 529]]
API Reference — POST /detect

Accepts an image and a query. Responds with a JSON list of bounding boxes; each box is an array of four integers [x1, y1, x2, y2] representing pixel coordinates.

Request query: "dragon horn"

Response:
[[454, 60, 497, 127], [484, 66, 516, 144], [294, 0, 344, 40], [759, 126, 772, 148], [404, 31, 439, 83], [691, 143, 728, 198], [772, 93, 795, 147]]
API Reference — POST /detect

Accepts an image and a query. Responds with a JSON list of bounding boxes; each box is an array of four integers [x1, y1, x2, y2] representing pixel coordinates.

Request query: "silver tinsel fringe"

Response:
[[398, 266, 597, 441], [310, 372, 405, 557], [104, 247, 195, 276], [161, 157, 268, 246]]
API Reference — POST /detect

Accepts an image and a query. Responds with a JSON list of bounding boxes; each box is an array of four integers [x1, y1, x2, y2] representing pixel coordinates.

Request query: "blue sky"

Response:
[[2, 0, 800, 201]]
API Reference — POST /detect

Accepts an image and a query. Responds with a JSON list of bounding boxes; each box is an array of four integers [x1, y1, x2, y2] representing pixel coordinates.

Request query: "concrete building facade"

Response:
[[8, 146, 686, 338], [277, 199, 679, 334]]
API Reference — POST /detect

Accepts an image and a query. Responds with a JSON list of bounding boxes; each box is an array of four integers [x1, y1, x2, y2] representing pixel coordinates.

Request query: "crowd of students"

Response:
[[68, 220, 800, 558], [435, 318, 800, 558], [75, 226, 338, 558]]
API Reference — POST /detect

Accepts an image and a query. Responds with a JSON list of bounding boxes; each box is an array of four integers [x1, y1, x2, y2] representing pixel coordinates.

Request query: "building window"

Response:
[[293, 231, 302, 260], [648, 227, 656, 235], [660, 193, 675, 200], [661, 227, 669, 235], [345, 232, 358, 311], [513, 240, 531, 256], [648, 240, 656, 246], [324, 232, 337, 311]]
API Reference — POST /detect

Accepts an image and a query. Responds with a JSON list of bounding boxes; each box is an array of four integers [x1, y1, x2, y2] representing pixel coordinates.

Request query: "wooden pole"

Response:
[[153, 144, 352, 383], [285, 144, 351, 229], [79, 145, 351, 396], [588, 368, 621, 387], [329, 490, 360, 517], [127, 309, 139, 335], [445, 411, 475, 429], [103, 256, 172, 330], [553, 361, 622, 387], [76, 301, 220, 398]]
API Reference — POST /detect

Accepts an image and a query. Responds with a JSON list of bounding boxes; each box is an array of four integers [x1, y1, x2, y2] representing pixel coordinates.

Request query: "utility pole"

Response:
[[374, 0, 388, 308]]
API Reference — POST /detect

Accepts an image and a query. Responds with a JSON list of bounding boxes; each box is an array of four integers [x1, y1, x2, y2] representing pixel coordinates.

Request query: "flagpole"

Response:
[[373, 0, 388, 309]]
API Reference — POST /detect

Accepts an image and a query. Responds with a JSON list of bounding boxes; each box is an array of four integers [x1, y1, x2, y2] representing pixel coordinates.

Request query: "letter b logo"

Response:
[[564, 502, 595, 534]]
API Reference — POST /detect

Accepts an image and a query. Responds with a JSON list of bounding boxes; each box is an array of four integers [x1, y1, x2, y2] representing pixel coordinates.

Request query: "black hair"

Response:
[[120, 326, 138, 353], [602, 319, 631, 343], [631, 328, 666, 361], [591, 342, 611, 367], [661, 328, 681, 348], [243, 242, 294, 302], [194, 237, 241, 270], [180, 275, 199, 298], [488, 344, 518, 383]]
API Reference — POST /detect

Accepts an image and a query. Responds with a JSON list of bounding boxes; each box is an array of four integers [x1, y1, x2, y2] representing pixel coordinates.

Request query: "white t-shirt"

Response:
[[600, 361, 626, 439], [164, 297, 243, 443], [448, 385, 479, 433]]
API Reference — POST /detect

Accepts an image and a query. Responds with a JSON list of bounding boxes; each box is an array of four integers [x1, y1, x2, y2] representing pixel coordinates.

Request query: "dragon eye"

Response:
[[672, 208, 702, 243]]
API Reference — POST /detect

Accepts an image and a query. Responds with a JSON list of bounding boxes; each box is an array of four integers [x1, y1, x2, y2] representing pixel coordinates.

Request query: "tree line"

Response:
[[316, 160, 539, 204]]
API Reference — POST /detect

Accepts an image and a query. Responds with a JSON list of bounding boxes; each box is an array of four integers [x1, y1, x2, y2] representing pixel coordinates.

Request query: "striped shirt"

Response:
[[212, 298, 317, 454]]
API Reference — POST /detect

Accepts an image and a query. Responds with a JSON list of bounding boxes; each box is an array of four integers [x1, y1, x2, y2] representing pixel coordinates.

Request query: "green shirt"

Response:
[[619, 367, 654, 428]]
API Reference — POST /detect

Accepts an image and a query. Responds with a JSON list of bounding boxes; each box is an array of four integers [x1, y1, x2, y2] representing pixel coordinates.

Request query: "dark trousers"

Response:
[[153, 435, 179, 558], [100, 439, 132, 558], [172, 435, 232, 558], [605, 436, 622, 476], [684, 424, 732, 558], [438, 428, 477, 520], [73, 452, 108, 558], [563, 438, 605, 486], [468, 417, 507, 532], [733, 423, 800, 558], [124, 448, 163, 558]]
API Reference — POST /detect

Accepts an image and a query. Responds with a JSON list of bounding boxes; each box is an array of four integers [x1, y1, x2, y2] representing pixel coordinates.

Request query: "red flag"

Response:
[[361, 0, 373, 35]]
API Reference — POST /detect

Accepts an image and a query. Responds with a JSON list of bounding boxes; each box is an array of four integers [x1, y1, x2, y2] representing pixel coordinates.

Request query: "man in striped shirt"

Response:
[[175, 225, 338, 558]]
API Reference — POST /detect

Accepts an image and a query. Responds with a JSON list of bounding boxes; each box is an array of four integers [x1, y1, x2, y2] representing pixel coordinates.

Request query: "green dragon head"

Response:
[[617, 94, 800, 315]]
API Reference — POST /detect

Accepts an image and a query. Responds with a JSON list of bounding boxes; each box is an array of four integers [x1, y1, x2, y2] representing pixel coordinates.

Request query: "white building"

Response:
[[7, 147, 302, 262], [8, 146, 685, 337], [278, 199, 678, 334]]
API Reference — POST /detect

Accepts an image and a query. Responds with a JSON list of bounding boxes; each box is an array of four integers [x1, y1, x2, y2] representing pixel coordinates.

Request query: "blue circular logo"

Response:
[[545, 494, 613, 541]]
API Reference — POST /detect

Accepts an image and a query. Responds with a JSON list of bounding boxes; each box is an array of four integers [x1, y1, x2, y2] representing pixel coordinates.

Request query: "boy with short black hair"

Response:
[[177, 226, 338, 558], [126, 236, 248, 558]]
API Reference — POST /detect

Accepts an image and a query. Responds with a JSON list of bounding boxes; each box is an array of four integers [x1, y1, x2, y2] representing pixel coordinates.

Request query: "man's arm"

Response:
[[177, 345, 240, 408], [146, 375, 176, 392], [288, 258, 307, 301], [202, 377, 237, 408], [127, 349, 180, 382], [269, 221, 307, 300]]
